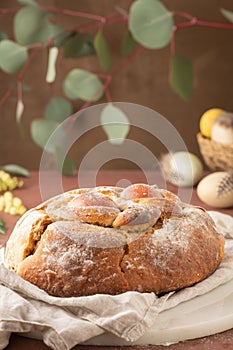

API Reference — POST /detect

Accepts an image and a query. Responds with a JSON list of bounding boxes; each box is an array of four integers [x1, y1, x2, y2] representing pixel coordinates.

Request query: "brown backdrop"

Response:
[[1, 0, 233, 170]]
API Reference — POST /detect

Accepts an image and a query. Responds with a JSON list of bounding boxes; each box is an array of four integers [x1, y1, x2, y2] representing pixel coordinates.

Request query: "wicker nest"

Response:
[[197, 132, 233, 171]]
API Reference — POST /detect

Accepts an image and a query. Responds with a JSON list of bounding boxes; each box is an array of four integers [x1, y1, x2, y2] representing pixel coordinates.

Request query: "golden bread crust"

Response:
[[5, 184, 225, 297]]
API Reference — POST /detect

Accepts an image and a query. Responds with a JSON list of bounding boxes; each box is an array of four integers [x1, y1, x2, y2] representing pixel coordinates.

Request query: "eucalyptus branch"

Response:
[[80, 46, 146, 111], [0, 46, 42, 106], [0, 2, 233, 118], [0, 1, 231, 176], [174, 11, 233, 30]]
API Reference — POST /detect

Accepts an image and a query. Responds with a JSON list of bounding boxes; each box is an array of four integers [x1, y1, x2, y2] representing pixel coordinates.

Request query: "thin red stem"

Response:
[[17, 47, 41, 81], [26, 43, 43, 50], [103, 76, 112, 89], [176, 18, 233, 30], [0, 7, 20, 15], [80, 47, 145, 110], [72, 20, 99, 34], [105, 14, 128, 24], [196, 19, 233, 29], [17, 81, 23, 102], [96, 73, 111, 79], [170, 26, 177, 55], [105, 87, 112, 103], [176, 20, 197, 29], [111, 47, 146, 78], [38, 4, 106, 23], [0, 86, 14, 106], [72, 13, 128, 34], [80, 100, 92, 111], [174, 10, 233, 30], [39, 5, 128, 26]]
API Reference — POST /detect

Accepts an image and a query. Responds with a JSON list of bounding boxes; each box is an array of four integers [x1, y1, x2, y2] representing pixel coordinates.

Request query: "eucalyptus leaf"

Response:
[[94, 31, 111, 71], [45, 97, 72, 122], [0, 40, 28, 73], [31, 119, 64, 153], [0, 32, 8, 41], [41, 23, 64, 45], [75, 34, 96, 58], [63, 33, 96, 58], [0, 219, 6, 235], [14, 6, 63, 45], [169, 54, 193, 101], [1, 164, 29, 177], [54, 31, 75, 48], [63, 35, 84, 58], [17, 0, 38, 7], [129, 0, 174, 49], [14, 6, 45, 45], [55, 147, 75, 176], [100, 104, 130, 144], [221, 8, 233, 23], [121, 31, 136, 57], [63, 68, 104, 101]]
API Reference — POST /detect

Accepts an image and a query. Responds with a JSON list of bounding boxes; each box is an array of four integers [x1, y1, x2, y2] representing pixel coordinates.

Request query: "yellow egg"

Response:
[[197, 172, 233, 208], [200, 108, 224, 138]]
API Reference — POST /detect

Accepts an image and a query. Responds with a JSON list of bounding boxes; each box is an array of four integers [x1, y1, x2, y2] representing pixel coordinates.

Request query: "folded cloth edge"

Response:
[[0, 211, 232, 348]]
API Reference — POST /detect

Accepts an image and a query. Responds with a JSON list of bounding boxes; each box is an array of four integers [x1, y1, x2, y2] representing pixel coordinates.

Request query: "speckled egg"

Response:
[[211, 112, 233, 145], [197, 171, 233, 208]]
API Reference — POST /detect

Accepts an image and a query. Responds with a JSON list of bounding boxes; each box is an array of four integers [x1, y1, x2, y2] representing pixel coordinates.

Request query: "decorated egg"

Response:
[[161, 151, 203, 187], [211, 112, 233, 145], [197, 171, 233, 208]]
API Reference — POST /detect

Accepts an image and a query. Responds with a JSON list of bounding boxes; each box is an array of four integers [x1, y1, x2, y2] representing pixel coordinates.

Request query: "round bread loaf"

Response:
[[5, 184, 225, 297]]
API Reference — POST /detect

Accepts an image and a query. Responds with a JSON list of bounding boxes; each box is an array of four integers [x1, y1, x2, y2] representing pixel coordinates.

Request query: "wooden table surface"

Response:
[[1, 170, 233, 350]]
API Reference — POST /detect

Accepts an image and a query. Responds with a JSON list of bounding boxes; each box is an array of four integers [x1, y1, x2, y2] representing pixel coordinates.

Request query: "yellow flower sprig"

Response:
[[0, 170, 24, 192], [0, 191, 26, 215]]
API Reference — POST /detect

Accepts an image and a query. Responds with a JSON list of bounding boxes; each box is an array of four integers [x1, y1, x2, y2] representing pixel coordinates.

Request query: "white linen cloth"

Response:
[[0, 211, 233, 350]]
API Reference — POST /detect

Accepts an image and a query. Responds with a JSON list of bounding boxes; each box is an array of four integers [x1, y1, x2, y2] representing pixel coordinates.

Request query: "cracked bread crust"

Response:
[[5, 184, 225, 297]]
